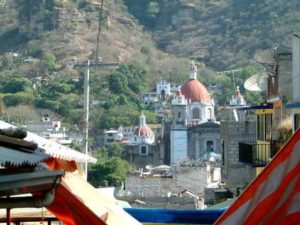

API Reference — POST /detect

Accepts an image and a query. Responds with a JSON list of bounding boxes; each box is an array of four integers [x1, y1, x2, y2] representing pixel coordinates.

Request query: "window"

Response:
[[108, 133, 113, 137], [139, 145, 148, 156], [192, 108, 200, 119], [177, 112, 183, 124], [257, 113, 272, 141], [178, 112, 182, 118], [207, 140, 214, 152]]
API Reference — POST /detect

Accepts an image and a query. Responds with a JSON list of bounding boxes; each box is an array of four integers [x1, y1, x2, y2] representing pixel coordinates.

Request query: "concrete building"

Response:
[[220, 87, 258, 194], [221, 120, 257, 194], [103, 128, 123, 146]]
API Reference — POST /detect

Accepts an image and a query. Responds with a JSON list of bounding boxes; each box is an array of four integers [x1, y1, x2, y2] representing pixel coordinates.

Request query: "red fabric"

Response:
[[46, 158, 78, 172], [214, 128, 300, 225], [46, 184, 106, 225], [45, 159, 106, 225]]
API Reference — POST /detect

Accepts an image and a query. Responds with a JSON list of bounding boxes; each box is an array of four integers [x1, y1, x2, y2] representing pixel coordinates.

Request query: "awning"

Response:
[[47, 172, 141, 225], [237, 105, 273, 111], [284, 101, 300, 109]]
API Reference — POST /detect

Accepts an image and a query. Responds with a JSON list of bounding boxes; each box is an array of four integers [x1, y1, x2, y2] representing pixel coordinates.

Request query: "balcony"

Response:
[[239, 141, 277, 167]]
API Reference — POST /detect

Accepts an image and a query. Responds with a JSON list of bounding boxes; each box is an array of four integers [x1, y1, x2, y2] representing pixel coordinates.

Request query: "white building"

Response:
[[156, 80, 171, 99]]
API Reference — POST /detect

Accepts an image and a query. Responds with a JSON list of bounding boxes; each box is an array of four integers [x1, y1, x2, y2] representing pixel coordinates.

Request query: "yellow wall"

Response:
[[256, 140, 271, 164]]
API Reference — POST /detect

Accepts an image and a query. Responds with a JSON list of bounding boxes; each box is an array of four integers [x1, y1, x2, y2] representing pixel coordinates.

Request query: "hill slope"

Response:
[[125, 0, 300, 69]]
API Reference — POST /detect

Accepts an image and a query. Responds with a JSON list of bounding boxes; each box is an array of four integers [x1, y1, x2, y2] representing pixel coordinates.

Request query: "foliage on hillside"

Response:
[[125, 0, 300, 70]]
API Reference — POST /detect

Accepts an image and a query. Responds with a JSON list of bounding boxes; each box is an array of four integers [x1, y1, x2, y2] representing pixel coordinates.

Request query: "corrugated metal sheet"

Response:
[[0, 145, 48, 166], [0, 120, 96, 164]]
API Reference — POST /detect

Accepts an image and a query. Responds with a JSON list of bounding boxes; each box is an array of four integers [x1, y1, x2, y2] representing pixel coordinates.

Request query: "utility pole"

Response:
[[83, 60, 90, 180]]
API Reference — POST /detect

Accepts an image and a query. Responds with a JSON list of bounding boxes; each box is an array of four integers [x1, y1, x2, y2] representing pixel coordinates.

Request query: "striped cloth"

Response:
[[214, 129, 300, 225]]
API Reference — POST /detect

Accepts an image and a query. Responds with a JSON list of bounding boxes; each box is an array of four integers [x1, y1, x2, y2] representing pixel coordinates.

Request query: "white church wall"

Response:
[[170, 130, 188, 164]]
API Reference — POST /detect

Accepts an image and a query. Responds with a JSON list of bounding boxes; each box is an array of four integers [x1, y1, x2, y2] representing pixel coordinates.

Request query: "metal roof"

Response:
[[0, 120, 96, 164], [0, 145, 48, 167]]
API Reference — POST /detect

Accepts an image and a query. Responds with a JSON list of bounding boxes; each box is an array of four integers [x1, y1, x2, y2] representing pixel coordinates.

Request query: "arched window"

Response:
[[139, 145, 148, 156], [192, 108, 200, 119]]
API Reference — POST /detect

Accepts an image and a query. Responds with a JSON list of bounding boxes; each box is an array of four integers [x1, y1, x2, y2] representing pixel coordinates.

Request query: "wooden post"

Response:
[[6, 208, 10, 225]]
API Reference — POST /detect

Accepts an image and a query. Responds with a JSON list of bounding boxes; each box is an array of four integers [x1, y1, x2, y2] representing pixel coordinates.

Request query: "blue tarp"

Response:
[[124, 208, 225, 224]]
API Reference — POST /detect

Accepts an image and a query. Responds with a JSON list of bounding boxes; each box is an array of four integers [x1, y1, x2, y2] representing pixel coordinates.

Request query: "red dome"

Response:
[[133, 125, 154, 137], [181, 79, 212, 103]]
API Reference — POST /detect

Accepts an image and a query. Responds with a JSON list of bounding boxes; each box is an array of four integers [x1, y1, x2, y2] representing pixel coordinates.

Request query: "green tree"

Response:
[[1, 77, 32, 94], [42, 52, 56, 71], [108, 72, 128, 94], [2, 92, 34, 107], [89, 156, 134, 187]]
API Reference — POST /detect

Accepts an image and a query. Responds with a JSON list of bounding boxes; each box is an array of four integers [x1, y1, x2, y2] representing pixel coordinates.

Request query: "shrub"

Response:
[[2, 92, 33, 107]]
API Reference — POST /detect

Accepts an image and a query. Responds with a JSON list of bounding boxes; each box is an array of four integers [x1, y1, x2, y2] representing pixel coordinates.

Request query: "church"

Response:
[[125, 61, 221, 169], [170, 61, 221, 164]]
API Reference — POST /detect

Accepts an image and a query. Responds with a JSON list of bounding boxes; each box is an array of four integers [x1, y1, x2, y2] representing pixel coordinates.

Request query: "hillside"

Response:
[[125, 0, 300, 70], [0, 0, 189, 82], [0, 0, 195, 132], [0, 0, 295, 130]]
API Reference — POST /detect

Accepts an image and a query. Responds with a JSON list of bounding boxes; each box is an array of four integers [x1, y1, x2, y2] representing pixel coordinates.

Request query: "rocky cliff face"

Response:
[[125, 0, 300, 70], [1, 0, 300, 71]]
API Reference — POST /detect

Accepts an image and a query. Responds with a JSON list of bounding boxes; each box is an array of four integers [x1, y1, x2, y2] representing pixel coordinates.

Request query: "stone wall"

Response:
[[125, 174, 174, 197], [221, 120, 257, 193], [125, 164, 220, 198]]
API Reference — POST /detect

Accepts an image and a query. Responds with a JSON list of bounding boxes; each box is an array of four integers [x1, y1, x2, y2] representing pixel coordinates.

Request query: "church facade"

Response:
[[170, 61, 220, 164]]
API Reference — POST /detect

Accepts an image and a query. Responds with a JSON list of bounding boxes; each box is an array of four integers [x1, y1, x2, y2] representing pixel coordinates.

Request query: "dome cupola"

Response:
[[181, 61, 212, 104]]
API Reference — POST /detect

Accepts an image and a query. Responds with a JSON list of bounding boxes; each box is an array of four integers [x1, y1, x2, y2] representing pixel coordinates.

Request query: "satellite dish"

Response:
[[254, 49, 277, 66], [244, 73, 268, 92]]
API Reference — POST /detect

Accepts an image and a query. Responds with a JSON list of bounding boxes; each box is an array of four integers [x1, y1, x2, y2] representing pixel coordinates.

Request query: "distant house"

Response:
[[103, 128, 123, 146]]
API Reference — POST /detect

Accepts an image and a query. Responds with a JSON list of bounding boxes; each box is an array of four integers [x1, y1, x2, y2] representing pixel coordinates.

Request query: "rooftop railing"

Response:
[[239, 141, 277, 167]]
